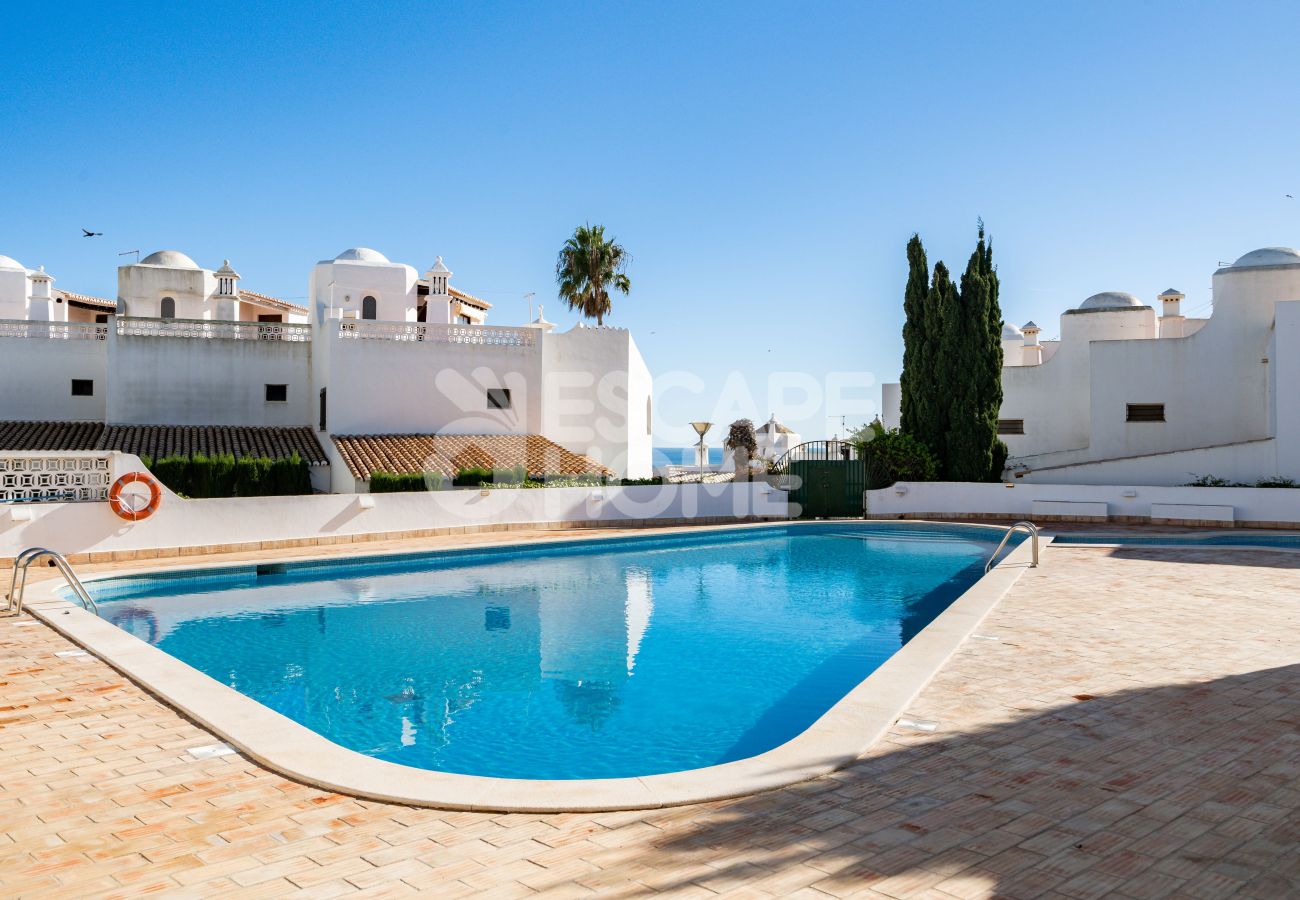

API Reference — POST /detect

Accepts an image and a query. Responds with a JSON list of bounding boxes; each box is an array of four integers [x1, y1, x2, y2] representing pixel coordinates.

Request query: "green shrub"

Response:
[[453, 466, 495, 487], [859, 425, 939, 489], [370, 471, 443, 493], [1254, 476, 1299, 488], [143, 453, 312, 498], [151, 455, 192, 496]]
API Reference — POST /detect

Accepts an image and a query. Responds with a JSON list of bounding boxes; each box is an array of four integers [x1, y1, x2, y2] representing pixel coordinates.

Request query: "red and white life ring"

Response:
[[108, 472, 163, 521]]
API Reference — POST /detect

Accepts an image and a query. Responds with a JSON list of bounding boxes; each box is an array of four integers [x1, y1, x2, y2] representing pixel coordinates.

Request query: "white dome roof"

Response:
[[335, 247, 389, 263], [1001, 322, 1023, 340], [1078, 291, 1144, 310], [0, 254, 24, 270], [140, 250, 200, 270], [1231, 247, 1300, 268]]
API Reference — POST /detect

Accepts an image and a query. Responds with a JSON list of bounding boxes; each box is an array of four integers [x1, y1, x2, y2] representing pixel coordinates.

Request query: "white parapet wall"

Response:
[[0, 453, 789, 560], [869, 480, 1300, 528]]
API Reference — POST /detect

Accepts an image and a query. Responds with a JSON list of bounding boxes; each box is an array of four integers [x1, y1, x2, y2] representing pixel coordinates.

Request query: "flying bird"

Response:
[[81, 228, 102, 237], [1287, 194, 1294, 199]]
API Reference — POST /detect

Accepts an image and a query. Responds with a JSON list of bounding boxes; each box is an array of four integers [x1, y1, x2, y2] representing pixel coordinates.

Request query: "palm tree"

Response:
[[555, 224, 631, 326]]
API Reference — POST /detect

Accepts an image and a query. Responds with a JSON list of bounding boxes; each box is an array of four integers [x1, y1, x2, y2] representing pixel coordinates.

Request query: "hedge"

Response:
[[370, 470, 444, 493], [140, 453, 313, 498]]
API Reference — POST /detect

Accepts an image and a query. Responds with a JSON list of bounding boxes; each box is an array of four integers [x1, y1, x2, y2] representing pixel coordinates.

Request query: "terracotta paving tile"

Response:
[[1, 539, 1298, 897]]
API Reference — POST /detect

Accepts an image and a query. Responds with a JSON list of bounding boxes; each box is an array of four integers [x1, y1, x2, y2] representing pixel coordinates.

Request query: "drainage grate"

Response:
[[188, 743, 237, 760], [896, 717, 939, 733]]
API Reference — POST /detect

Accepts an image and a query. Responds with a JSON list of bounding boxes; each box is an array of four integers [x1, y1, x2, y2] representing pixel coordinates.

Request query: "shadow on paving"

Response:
[[623, 665, 1300, 898], [1100, 547, 1300, 571]]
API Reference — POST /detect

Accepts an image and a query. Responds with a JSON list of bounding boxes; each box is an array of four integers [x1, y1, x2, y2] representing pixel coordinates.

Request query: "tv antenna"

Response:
[[118, 249, 140, 262], [524, 291, 536, 322]]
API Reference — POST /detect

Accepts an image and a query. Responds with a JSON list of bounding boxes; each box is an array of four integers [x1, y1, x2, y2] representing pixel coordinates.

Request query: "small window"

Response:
[[258, 314, 283, 323], [71, 379, 94, 397], [997, 419, 1025, 435], [1126, 403, 1165, 423], [160, 297, 175, 319], [362, 296, 377, 320], [265, 384, 288, 402], [458, 314, 472, 325], [94, 313, 109, 324], [487, 388, 512, 410]]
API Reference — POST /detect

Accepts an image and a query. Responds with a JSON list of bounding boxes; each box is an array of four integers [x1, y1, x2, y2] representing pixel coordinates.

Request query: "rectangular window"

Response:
[[265, 384, 288, 402], [258, 314, 283, 323], [71, 379, 93, 397], [997, 419, 1025, 435], [1126, 403, 1165, 423], [94, 314, 109, 324], [487, 388, 512, 410]]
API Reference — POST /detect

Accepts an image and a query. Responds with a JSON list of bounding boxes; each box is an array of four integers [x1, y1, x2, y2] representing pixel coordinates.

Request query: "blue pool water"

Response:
[[87, 523, 1014, 780]]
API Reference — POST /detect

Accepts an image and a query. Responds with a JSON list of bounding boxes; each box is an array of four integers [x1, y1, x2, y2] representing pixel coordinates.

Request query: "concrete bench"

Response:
[[1030, 500, 1109, 521], [1150, 503, 1234, 525]]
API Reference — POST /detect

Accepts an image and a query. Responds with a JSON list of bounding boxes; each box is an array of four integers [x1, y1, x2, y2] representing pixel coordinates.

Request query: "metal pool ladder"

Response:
[[985, 521, 1040, 573], [6, 547, 100, 617]]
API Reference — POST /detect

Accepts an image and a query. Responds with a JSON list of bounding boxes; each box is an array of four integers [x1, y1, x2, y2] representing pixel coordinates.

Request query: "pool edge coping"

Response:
[[20, 519, 1045, 813]]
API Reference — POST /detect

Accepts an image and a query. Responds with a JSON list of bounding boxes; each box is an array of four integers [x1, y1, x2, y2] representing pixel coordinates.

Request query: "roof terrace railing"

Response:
[[337, 320, 538, 348], [116, 317, 312, 342], [0, 453, 113, 504], [0, 320, 108, 341]]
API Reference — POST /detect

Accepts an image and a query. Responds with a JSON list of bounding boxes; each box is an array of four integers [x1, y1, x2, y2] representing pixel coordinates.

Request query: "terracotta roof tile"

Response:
[[449, 286, 492, 310], [57, 290, 117, 310], [0, 421, 327, 464], [239, 289, 309, 316], [331, 433, 608, 480]]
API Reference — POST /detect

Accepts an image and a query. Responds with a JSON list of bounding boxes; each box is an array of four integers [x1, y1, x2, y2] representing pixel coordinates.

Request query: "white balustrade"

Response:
[[0, 454, 112, 503], [337, 320, 538, 348], [116, 317, 312, 342], [0, 320, 108, 341]]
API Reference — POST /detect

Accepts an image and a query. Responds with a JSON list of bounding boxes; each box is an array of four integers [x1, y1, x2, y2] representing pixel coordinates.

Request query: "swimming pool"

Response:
[[82, 522, 1020, 781]]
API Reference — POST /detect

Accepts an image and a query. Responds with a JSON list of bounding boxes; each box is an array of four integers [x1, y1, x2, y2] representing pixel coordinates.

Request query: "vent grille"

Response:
[[1126, 403, 1166, 423], [997, 419, 1025, 435]]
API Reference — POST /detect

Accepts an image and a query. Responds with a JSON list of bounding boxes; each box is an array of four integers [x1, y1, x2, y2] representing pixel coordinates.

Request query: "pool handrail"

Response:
[[985, 521, 1039, 573], [6, 547, 100, 617]]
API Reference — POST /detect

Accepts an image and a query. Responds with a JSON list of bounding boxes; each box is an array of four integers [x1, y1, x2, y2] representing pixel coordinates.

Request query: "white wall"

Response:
[[881, 383, 900, 430], [0, 332, 107, 420], [0, 454, 787, 559], [309, 258, 420, 324], [1275, 301, 1300, 478], [542, 326, 653, 478], [323, 326, 544, 436], [105, 328, 312, 427], [865, 479, 1300, 526], [1012, 438, 1279, 486], [118, 263, 212, 319]]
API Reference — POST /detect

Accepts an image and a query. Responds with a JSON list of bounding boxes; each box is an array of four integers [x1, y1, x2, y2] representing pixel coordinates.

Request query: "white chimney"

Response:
[[1159, 289, 1185, 338], [1021, 321, 1042, 365]]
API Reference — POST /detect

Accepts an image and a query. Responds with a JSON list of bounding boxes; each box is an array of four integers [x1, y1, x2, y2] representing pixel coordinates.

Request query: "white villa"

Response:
[[883, 245, 1300, 486], [0, 247, 653, 493]]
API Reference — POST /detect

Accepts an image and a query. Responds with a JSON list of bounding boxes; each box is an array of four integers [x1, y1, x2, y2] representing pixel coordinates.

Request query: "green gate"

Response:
[[773, 440, 866, 518]]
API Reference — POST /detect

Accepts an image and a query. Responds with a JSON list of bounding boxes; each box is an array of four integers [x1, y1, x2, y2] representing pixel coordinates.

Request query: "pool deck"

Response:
[[2, 526, 1298, 898]]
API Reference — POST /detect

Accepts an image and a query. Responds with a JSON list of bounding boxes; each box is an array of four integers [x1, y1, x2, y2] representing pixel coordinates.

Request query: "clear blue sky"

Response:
[[4, 1, 1298, 443]]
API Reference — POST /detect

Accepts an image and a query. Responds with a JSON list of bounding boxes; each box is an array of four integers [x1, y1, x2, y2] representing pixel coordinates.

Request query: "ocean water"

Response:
[[654, 446, 724, 466], [90, 523, 1013, 779]]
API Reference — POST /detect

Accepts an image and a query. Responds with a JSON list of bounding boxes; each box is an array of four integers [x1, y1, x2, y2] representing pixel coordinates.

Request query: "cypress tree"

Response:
[[899, 223, 1007, 481], [944, 224, 1004, 481], [899, 234, 930, 439]]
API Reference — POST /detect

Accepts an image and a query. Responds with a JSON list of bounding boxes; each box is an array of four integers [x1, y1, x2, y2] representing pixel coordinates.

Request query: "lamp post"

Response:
[[690, 421, 712, 469]]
